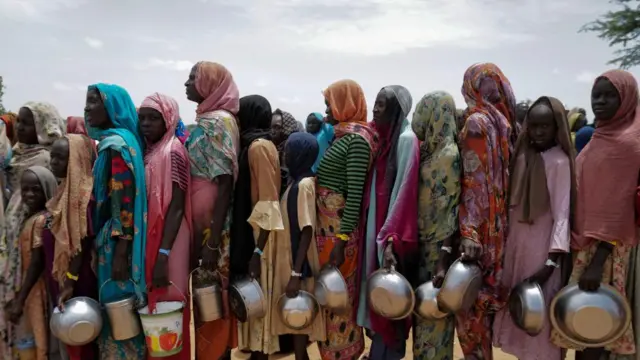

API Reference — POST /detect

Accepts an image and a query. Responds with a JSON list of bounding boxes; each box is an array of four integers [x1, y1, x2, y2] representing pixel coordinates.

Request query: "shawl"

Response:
[[510, 97, 576, 224], [86, 83, 148, 289], [274, 109, 301, 156], [140, 93, 192, 288], [573, 70, 640, 248], [311, 114, 334, 173], [359, 87, 420, 347], [66, 116, 88, 136], [284, 133, 319, 278], [195, 61, 240, 115], [0, 113, 17, 145], [567, 108, 583, 144], [462, 63, 518, 150], [45, 134, 94, 286], [323, 79, 378, 154], [411, 91, 461, 243], [230, 95, 273, 276]]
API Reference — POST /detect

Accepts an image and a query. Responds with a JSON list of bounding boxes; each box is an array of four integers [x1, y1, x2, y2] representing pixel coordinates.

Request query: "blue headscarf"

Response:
[[285, 132, 319, 278], [309, 112, 334, 172], [575, 125, 595, 154], [87, 83, 148, 292]]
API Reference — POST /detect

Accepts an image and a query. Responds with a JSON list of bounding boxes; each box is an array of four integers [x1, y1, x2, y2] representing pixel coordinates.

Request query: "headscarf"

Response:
[[0, 113, 17, 145], [411, 91, 461, 242], [575, 125, 595, 154], [310, 112, 334, 172], [46, 134, 94, 285], [273, 109, 301, 155], [573, 70, 640, 248], [323, 79, 378, 153], [567, 107, 584, 144], [461, 63, 518, 149], [230, 95, 273, 276], [86, 83, 148, 289], [510, 97, 576, 224], [284, 132, 319, 278], [175, 118, 189, 144], [66, 116, 88, 136], [140, 92, 192, 288], [194, 61, 240, 115]]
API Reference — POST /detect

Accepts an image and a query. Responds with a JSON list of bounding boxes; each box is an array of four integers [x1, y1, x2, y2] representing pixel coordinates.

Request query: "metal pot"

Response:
[[230, 278, 266, 322], [437, 259, 482, 313], [277, 291, 319, 330], [550, 283, 631, 348], [508, 281, 546, 336], [414, 281, 449, 320], [366, 265, 415, 320], [314, 266, 349, 312], [193, 278, 223, 323], [100, 279, 144, 341], [50, 297, 103, 346]]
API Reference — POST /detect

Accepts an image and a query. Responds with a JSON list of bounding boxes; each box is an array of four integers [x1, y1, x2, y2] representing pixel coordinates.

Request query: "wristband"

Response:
[[254, 247, 263, 256], [545, 259, 560, 268], [291, 270, 303, 278], [159, 249, 171, 256], [66, 272, 79, 281], [336, 233, 349, 241]]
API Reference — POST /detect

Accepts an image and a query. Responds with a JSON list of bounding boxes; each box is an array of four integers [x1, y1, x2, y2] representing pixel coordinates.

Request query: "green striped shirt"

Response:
[[317, 134, 372, 234]]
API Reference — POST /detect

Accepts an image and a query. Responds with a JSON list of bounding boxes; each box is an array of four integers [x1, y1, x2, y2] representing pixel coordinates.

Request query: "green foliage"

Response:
[[582, 0, 640, 69], [0, 76, 5, 114]]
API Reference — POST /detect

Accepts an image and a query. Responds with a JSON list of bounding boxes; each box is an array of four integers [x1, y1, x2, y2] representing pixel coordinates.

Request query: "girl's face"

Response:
[[527, 103, 557, 151], [138, 107, 166, 144], [591, 77, 621, 122], [50, 138, 70, 178], [17, 107, 38, 145], [21, 171, 46, 213]]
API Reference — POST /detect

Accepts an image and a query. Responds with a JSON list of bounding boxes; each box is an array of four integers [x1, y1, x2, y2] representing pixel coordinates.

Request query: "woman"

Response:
[[1, 112, 17, 145], [493, 96, 574, 360], [567, 107, 587, 144], [4, 166, 59, 359], [271, 132, 325, 360], [0, 102, 64, 358], [305, 112, 334, 172], [139, 93, 192, 360], [410, 91, 461, 360], [85, 83, 148, 359], [316, 79, 376, 360], [457, 63, 517, 360], [272, 109, 302, 196], [551, 70, 640, 359], [233, 95, 284, 359], [356, 85, 418, 360], [67, 116, 88, 136], [183, 61, 240, 360]]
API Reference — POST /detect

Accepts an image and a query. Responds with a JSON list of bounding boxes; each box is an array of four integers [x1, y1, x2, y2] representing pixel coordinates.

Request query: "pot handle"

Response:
[[99, 278, 145, 306]]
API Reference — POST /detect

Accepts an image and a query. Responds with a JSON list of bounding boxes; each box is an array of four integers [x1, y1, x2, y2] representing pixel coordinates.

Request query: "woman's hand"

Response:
[[285, 276, 301, 298], [249, 253, 261, 279], [579, 262, 604, 292], [152, 255, 170, 289], [382, 242, 397, 269], [524, 265, 555, 287], [57, 285, 75, 312], [459, 238, 483, 262], [201, 243, 220, 272], [330, 240, 346, 268], [5, 298, 23, 324], [433, 252, 451, 288], [111, 239, 129, 281]]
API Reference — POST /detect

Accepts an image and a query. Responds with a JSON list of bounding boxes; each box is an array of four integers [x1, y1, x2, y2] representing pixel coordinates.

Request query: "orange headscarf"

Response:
[[0, 113, 17, 145], [323, 79, 367, 125], [195, 61, 240, 115]]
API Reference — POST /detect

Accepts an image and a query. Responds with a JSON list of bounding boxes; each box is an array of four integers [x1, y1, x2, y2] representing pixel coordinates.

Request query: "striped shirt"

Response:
[[317, 133, 372, 234]]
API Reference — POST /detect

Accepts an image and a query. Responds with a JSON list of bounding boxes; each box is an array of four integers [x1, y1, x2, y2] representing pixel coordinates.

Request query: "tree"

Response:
[[0, 76, 5, 114], [582, 0, 640, 69]]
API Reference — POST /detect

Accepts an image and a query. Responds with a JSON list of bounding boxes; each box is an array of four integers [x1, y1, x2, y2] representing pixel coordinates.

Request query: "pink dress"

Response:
[[492, 146, 571, 360]]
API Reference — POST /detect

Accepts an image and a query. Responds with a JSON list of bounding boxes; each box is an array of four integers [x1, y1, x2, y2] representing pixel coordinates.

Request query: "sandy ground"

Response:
[[231, 331, 577, 359]]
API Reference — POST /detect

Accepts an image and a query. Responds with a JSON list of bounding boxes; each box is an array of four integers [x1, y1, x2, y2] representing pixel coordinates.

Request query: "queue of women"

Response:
[[0, 59, 636, 360]]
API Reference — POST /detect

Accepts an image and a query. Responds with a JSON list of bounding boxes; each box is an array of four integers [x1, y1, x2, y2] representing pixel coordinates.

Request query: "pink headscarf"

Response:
[[572, 70, 640, 249], [195, 61, 240, 115], [140, 93, 192, 287], [66, 116, 87, 136]]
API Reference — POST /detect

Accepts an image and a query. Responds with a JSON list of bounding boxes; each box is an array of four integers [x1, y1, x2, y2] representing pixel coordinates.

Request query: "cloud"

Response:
[[576, 71, 596, 83], [52, 82, 85, 92], [552, 68, 561, 75], [84, 37, 103, 49], [278, 96, 302, 104], [255, 79, 269, 88], [135, 36, 180, 51], [134, 58, 194, 71], [0, 0, 86, 22]]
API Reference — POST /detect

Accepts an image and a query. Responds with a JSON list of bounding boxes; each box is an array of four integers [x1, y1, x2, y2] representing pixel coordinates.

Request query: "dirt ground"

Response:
[[231, 331, 577, 359]]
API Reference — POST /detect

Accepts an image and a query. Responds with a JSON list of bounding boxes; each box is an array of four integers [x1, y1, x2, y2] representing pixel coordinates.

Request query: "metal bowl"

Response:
[[414, 281, 449, 320], [230, 278, 266, 322], [50, 297, 103, 346], [437, 259, 483, 313], [550, 283, 631, 348], [508, 281, 546, 336], [366, 265, 415, 320], [314, 266, 349, 312], [277, 291, 319, 330]]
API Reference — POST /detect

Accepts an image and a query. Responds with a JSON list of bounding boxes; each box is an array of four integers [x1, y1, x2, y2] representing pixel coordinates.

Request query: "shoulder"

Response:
[[398, 125, 419, 147], [249, 138, 278, 157], [299, 177, 316, 194], [463, 113, 489, 134], [542, 146, 570, 168]]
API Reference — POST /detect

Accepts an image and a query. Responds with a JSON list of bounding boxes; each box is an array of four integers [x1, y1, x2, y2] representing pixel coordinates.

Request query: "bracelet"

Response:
[[206, 242, 221, 251], [440, 246, 453, 254], [66, 272, 79, 281], [254, 247, 263, 256], [336, 233, 349, 241], [159, 248, 170, 256], [291, 270, 303, 278]]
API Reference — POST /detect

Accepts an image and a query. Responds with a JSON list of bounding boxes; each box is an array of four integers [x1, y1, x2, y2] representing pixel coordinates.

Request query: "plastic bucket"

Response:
[[138, 283, 186, 357]]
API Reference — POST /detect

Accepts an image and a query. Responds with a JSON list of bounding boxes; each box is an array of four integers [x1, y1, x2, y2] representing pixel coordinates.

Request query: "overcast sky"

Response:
[[0, 0, 636, 125]]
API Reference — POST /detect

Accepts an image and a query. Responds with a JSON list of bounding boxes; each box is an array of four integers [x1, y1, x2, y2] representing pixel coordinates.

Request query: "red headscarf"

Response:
[[66, 116, 87, 136]]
